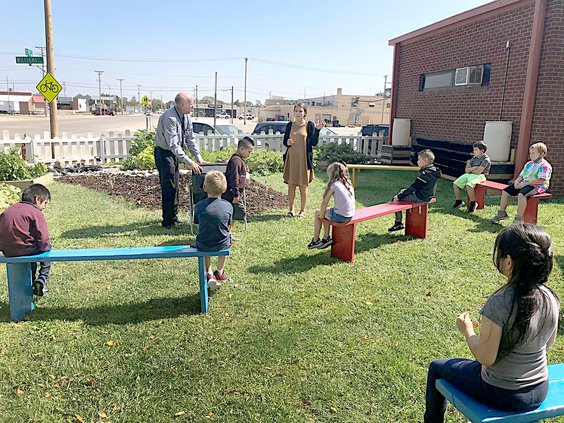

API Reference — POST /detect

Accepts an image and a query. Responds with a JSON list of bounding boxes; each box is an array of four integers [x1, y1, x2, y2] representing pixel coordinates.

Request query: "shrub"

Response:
[[0, 183, 21, 212], [129, 129, 156, 156], [200, 148, 284, 176], [120, 146, 155, 170], [316, 143, 375, 165], [0, 148, 48, 181]]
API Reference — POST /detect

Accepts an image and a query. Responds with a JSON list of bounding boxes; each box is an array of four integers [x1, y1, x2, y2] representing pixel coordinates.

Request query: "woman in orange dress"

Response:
[[282, 103, 325, 217]]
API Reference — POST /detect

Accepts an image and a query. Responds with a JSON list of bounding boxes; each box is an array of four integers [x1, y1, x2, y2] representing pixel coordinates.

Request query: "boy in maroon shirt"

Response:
[[0, 184, 52, 296], [222, 136, 254, 220]]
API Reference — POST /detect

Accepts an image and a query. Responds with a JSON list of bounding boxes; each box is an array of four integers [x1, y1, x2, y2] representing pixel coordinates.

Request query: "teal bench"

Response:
[[0, 246, 230, 322], [436, 363, 564, 422]]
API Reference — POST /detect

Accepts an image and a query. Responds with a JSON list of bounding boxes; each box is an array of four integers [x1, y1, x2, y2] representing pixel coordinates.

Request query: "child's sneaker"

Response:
[[452, 199, 465, 208], [207, 273, 221, 292], [388, 222, 405, 232], [307, 238, 322, 249], [491, 210, 509, 223], [512, 216, 524, 225], [318, 237, 334, 249], [213, 270, 230, 282], [33, 277, 47, 296], [468, 201, 478, 213]]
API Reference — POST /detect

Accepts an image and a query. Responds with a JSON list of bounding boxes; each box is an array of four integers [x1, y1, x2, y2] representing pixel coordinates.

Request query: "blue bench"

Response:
[[0, 246, 230, 322], [436, 363, 564, 422]]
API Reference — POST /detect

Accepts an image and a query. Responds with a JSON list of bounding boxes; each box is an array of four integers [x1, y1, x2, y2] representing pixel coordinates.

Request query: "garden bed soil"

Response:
[[58, 173, 287, 216]]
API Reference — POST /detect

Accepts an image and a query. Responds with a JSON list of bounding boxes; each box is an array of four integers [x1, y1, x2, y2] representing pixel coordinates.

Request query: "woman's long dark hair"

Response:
[[493, 224, 558, 358]]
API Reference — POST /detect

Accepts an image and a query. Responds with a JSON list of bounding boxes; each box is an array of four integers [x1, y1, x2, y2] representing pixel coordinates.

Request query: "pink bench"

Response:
[[468, 180, 552, 224], [321, 199, 436, 262]]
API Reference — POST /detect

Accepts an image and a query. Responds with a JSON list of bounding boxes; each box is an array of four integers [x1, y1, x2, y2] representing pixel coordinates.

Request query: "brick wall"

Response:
[[531, 0, 564, 194], [394, 1, 563, 194]]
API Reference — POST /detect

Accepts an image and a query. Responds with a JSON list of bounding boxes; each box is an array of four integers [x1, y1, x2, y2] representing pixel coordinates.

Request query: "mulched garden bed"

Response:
[[57, 173, 287, 216]]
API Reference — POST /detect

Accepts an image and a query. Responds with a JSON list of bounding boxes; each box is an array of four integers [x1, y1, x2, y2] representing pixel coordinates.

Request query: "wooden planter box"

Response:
[[2, 172, 54, 190]]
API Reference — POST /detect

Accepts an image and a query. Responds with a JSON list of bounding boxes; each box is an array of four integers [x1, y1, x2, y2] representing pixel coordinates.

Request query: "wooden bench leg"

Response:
[[330, 223, 357, 262], [6, 263, 35, 322], [197, 257, 209, 313], [471, 184, 487, 210], [523, 197, 540, 225], [405, 204, 429, 239]]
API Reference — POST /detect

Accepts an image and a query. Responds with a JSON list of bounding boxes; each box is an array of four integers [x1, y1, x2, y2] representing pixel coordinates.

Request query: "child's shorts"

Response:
[[503, 184, 538, 197], [453, 173, 486, 189], [327, 208, 353, 223]]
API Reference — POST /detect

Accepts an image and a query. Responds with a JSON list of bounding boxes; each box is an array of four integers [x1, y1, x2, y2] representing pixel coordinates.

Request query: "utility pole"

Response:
[[381, 75, 388, 124], [137, 85, 141, 114], [213, 72, 217, 129], [149, 90, 153, 112], [243, 57, 248, 125], [35, 46, 47, 116], [195, 85, 198, 119], [117, 78, 124, 114], [231, 86, 234, 123], [94, 70, 104, 112], [43, 0, 58, 138]]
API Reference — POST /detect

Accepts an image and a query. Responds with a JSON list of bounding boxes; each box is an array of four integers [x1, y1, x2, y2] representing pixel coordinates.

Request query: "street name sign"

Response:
[[36, 73, 62, 103], [16, 56, 44, 64]]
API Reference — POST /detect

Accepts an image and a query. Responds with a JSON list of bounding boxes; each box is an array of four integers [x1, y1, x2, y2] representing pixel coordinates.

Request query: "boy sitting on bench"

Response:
[[452, 141, 491, 213], [0, 184, 52, 296], [389, 149, 441, 232], [491, 142, 552, 224]]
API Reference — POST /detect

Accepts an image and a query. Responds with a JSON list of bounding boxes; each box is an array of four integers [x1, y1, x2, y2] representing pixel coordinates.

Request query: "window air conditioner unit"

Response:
[[455, 67, 469, 86], [468, 65, 484, 84]]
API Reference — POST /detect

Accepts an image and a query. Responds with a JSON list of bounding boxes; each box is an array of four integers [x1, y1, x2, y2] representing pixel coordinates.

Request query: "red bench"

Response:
[[468, 180, 552, 224], [321, 198, 436, 262]]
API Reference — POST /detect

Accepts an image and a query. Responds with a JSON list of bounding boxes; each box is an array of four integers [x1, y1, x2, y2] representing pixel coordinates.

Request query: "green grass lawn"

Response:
[[0, 170, 562, 422]]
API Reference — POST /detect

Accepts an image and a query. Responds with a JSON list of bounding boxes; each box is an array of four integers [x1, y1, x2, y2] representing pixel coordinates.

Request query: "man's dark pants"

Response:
[[154, 147, 179, 227]]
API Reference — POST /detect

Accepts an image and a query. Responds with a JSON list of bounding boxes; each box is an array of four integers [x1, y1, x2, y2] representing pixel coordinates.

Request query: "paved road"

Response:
[[0, 113, 360, 138]]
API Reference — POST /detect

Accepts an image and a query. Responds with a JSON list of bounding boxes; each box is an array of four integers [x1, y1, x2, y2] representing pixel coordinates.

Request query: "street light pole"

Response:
[[117, 78, 124, 114], [243, 57, 248, 125], [95, 70, 104, 112]]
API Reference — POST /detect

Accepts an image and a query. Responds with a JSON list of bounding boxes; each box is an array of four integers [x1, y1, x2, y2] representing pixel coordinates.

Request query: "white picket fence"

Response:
[[0, 129, 385, 165]]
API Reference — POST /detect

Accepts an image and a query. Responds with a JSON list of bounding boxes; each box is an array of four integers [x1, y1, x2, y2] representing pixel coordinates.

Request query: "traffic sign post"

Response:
[[16, 56, 44, 64], [141, 95, 149, 106], [36, 73, 62, 103]]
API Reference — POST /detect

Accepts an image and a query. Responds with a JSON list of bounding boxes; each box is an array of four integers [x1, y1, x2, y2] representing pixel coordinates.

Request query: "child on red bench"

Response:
[[307, 162, 355, 249], [452, 141, 491, 213], [491, 142, 552, 224], [389, 149, 441, 232], [0, 184, 52, 296]]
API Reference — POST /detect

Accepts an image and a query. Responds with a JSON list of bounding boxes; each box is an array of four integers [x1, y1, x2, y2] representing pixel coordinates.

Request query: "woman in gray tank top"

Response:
[[424, 224, 560, 423]]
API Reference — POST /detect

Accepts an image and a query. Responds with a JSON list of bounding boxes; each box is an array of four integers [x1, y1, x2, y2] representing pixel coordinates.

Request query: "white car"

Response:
[[216, 111, 230, 119], [238, 114, 254, 120]]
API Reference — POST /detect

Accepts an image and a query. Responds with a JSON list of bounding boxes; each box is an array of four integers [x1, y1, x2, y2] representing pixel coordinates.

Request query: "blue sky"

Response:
[[1, 0, 492, 103]]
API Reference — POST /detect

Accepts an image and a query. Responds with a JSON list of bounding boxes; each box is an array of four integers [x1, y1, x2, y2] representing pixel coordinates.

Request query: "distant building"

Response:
[[57, 97, 87, 111], [389, 0, 563, 194], [260, 88, 391, 126]]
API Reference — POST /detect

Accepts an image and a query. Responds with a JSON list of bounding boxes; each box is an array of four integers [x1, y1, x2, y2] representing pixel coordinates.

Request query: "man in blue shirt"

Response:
[[154, 92, 203, 229]]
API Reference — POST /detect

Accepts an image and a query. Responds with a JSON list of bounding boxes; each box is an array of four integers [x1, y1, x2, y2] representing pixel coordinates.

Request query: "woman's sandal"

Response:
[[286, 211, 294, 217], [297, 211, 306, 218]]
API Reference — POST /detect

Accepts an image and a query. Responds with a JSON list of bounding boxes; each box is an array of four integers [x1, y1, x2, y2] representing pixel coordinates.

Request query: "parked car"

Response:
[[238, 114, 255, 120], [252, 121, 336, 136], [192, 122, 216, 134], [215, 111, 230, 119], [92, 108, 115, 116], [215, 124, 244, 136]]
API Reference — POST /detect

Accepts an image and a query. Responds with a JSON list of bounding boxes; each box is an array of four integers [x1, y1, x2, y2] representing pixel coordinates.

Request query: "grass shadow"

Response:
[[248, 232, 410, 275], [59, 221, 195, 240], [0, 292, 202, 325]]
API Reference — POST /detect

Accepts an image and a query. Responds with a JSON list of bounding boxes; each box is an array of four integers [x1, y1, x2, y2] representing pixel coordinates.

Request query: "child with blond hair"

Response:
[[194, 171, 233, 291], [308, 162, 355, 249]]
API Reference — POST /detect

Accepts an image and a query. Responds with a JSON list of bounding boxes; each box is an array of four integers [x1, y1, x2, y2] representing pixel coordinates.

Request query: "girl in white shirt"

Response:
[[308, 162, 355, 249]]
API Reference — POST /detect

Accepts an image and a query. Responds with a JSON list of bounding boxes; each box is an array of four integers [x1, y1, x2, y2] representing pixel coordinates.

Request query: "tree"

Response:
[[234, 99, 241, 106], [200, 96, 224, 105], [255, 100, 263, 107]]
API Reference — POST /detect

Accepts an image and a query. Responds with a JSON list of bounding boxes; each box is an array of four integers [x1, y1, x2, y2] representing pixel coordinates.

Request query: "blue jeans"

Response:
[[425, 358, 548, 423]]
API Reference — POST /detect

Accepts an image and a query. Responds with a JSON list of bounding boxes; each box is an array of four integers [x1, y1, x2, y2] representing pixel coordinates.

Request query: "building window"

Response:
[[420, 64, 490, 91]]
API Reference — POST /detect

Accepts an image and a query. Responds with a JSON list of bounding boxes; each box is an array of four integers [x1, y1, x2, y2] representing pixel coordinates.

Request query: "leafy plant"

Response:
[[200, 147, 284, 176], [0, 183, 21, 212], [128, 129, 156, 156], [120, 146, 155, 170], [0, 148, 48, 181], [316, 143, 375, 165]]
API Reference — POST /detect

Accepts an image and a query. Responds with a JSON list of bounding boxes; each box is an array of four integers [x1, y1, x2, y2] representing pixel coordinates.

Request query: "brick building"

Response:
[[389, 0, 563, 195]]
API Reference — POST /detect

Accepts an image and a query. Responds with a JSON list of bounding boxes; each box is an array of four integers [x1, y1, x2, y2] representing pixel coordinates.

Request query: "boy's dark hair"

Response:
[[22, 184, 51, 203], [473, 141, 488, 152], [418, 149, 435, 163], [238, 136, 254, 149]]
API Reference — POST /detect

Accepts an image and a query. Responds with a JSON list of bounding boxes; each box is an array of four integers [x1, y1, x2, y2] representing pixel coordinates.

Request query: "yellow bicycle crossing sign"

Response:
[[36, 73, 62, 103]]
